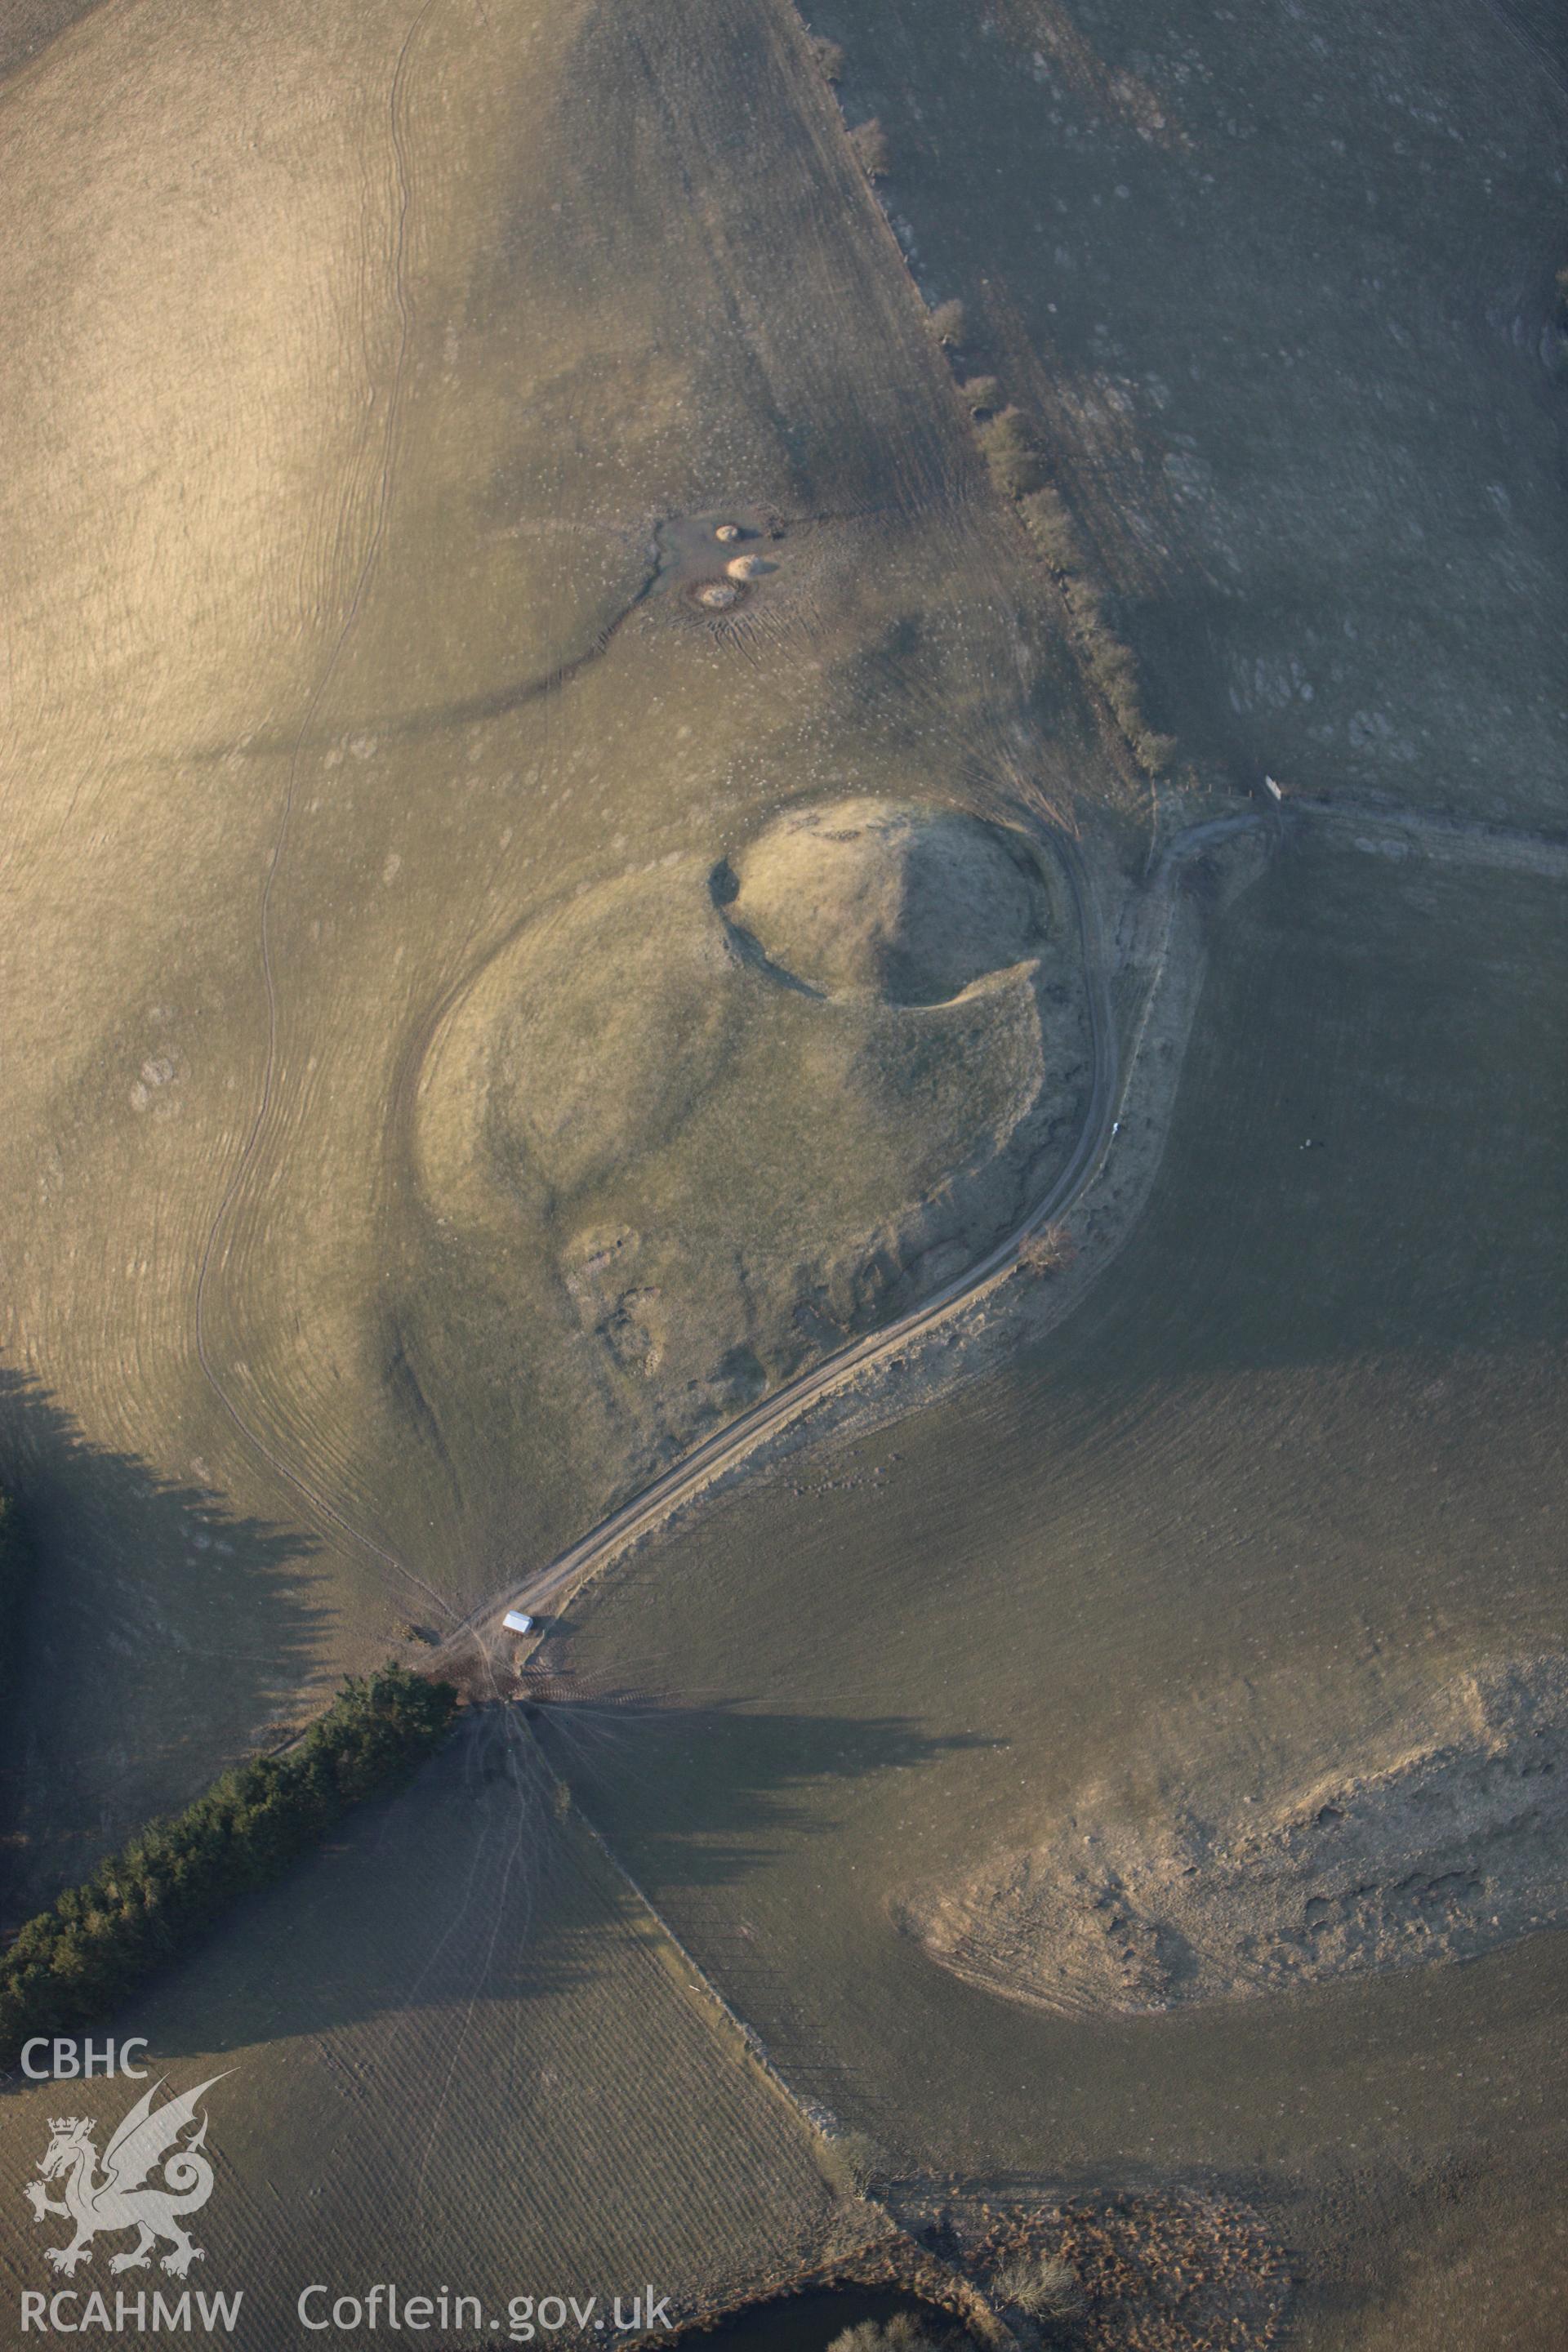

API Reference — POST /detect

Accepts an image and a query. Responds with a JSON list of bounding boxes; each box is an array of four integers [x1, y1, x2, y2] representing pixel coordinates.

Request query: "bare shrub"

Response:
[[1019, 486, 1083, 572], [1018, 496, 1175, 777], [850, 117, 892, 179], [1018, 1222, 1077, 1278], [819, 2127, 884, 2198], [828, 2319, 955, 2352], [929, 297, 967, 348], [1075, 623, 1176, 777], [978, 405, 1048, 496], [992, 2251, 1086, 2323], [811, 33, 845, 83]]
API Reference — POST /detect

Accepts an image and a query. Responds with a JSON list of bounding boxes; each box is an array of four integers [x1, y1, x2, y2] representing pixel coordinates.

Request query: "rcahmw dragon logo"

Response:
[[24, 2075, 229, 2278]]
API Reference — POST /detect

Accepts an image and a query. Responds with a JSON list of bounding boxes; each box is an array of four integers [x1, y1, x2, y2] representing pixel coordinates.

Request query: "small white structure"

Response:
[[502, 1610, 536, 1636], [1263, 774, 1285, 804]]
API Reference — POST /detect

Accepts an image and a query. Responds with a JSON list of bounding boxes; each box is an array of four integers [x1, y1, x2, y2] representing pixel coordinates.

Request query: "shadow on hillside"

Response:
[[0, 1368, 323, 1931], [532, 1682, 999, 1891], [83, 1708, 595, 2065], [40, 1692, 990, 2062]]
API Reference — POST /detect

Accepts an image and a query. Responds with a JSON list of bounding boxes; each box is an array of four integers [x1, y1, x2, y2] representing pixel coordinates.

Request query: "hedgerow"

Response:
[[1020, 485, 1178, 776], [0, 1664, 457, 2066]]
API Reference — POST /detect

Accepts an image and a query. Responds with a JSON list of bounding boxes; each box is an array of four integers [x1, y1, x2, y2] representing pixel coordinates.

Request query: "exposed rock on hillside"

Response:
[[905, 1656, 1568, 2015]]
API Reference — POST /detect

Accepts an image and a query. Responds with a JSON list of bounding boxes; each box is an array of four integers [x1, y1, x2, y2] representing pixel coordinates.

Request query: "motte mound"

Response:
[[724, 797, 1046, 1004], [904, 1657, 1568, 2016], [415, 796, 1086, 1487]]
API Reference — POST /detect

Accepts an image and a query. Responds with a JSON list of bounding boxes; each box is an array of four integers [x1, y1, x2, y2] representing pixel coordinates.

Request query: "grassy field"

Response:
[[0, 0, 1129, 2333], [0, 0, 101, 80], [0, 0, 1123, 1909], [2, 0, 1561, 2339], [806, 0, 1566, 825], [0, 1713, 874, 2348], [556, 836, 1568, 2347], [0, 1664, 457, 2062]]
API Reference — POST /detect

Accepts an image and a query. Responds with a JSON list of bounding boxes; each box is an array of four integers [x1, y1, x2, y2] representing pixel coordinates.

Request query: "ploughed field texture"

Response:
[[809, 0, 1566, 825], [1, 0, 1563, 2343], [557, 840, 1568, 2350], [0, 1709, 865, 2352], [0, 0, 1118, 2333], [0, 0, 1114, 1909]]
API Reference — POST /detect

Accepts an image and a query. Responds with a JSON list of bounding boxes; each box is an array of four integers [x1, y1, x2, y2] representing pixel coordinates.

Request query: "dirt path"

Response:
[[1286, 792, 1568, 877], [448, 783, 1563, 1673], [442, 817, 1247, 1673]]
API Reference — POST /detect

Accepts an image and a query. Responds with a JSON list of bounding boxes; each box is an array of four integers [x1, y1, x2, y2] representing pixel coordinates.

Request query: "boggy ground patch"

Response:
[[416, 797, 1088, 1480], [1044, 2190, 1290, 2352], [903, 1655, 1568, 2016]]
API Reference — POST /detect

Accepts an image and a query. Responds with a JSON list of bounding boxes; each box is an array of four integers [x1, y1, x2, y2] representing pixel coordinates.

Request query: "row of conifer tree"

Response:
[[0, 1659, 457, 2069]]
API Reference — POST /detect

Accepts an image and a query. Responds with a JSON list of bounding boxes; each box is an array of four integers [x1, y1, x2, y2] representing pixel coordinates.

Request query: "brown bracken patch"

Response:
[[984, 2190, 1290, 2351]]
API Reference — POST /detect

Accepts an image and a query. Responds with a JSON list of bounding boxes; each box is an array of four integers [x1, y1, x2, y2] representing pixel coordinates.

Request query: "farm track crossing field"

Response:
[[0, 0, 1138, 2329], [0, 0, 1121, 1907], [0, 0, 1562, 2341], [557, 839, 1568, 2347]]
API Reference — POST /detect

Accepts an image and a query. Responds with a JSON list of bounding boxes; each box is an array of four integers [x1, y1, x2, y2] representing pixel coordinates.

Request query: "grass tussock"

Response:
[[850, 118, 892, 180], [1019, 486, 1177, 776], [0, 1664, 458, 2068], [991, 2251, 1086, 2323]]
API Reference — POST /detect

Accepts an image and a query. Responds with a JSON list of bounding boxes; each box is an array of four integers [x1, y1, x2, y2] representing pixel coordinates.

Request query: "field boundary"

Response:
[[1285, 792, 1568, 877], [786, 1, 1178, 814], [450, 813, 1274, 1666], [0, 1664, 457, 2078]]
